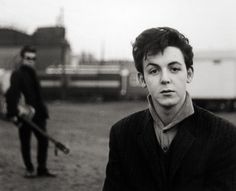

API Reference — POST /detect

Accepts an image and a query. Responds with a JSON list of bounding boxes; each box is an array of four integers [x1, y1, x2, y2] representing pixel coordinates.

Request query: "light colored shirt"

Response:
[[148, 92, 194, 152]]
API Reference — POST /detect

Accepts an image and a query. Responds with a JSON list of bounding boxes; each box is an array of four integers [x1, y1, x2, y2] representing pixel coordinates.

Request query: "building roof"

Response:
[[0, 26, 70, 47], [0, 28, 31, 45]]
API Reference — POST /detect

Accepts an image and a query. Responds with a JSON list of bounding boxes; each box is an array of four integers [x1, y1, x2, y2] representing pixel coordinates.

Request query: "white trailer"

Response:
[[187, 51, 236, 111]]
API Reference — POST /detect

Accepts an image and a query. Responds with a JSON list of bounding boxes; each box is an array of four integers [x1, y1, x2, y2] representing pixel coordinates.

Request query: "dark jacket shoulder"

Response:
[[194, 104, 236, 129], [111, 109, 149, 132], [109, 109, 150, 147], [192, 104, 236, 145]]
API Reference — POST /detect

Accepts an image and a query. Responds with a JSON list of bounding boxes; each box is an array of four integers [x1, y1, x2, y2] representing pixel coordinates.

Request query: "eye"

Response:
[[170, 66, 181, 73], [149, 68, 160, 74]]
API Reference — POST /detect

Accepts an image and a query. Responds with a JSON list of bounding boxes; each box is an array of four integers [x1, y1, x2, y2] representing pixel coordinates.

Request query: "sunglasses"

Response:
[[24, 56, 36, 61]]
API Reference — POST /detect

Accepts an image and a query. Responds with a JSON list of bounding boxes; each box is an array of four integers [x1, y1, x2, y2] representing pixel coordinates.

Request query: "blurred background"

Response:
[[0, 0, 236, 111]]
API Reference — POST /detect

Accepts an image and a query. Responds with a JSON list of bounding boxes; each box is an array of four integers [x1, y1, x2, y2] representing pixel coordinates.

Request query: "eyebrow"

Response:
[[145, 63, 158, 68], [145, 61, 181, 68], [168, 61, 182, 66]]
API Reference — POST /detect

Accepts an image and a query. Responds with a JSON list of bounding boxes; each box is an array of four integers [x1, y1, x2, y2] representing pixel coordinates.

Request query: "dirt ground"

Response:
[[0, 100, 146, 191], [1, 100, 236, 191]]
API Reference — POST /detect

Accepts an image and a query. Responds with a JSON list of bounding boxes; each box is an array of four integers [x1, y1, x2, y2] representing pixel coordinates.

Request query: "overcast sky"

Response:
[[0, 0, 236, 60]]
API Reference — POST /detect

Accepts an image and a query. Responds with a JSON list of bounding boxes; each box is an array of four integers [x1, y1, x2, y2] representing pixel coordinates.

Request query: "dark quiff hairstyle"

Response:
[[132, 27, 194, 74], [20, 45, 36, 58]]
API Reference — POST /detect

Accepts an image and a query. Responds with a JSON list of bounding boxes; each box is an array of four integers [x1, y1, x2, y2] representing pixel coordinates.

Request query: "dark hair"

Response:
[[20, 45, 36, 58], [132, 27, 194, 73]]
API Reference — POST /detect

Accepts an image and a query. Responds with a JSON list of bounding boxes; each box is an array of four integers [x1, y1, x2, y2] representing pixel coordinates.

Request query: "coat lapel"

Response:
[[137, 110, 165, 190], [169, 116, 196, 182]]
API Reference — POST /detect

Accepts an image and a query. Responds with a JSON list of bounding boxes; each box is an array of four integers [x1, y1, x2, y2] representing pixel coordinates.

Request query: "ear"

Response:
[[187, 67, 194, 83], [137, 72, 147, 88]]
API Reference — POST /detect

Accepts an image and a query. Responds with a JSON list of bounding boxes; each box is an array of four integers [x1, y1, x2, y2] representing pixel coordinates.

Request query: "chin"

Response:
[[161, 103, 176, 109], [158, 99, 179, 109]]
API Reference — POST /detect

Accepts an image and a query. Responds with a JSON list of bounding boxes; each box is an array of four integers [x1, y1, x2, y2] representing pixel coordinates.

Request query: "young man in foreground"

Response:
[[103, 27, 236, 190]]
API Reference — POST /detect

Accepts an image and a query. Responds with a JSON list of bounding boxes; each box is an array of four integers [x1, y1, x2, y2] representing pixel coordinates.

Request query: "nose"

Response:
[[160, 69, 170, 84]]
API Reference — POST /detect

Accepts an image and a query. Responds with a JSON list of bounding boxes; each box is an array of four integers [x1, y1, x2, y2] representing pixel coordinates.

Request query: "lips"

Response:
[[161, 90, 174, 93]]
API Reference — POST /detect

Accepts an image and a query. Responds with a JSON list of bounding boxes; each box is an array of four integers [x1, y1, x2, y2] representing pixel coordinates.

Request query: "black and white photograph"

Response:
[[0, 0, 236, 190]]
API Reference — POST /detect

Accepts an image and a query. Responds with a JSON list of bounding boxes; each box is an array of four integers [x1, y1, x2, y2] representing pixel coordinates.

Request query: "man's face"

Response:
[[138, 46, 193, 110], [22, 52, 36, 68]]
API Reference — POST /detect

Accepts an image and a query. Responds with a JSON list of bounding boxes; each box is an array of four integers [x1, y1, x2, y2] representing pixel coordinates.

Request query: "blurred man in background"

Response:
[[103, 27, 236, 190], [5, 45, 55, 178]]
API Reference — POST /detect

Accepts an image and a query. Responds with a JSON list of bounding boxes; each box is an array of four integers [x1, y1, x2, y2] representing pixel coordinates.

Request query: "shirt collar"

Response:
[[148, 92, 194, 131]]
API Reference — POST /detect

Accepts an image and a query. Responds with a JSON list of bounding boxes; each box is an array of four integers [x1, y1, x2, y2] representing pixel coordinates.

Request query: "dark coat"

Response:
[[5, 65, 48, 120], [103, 105, 236, 191]]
